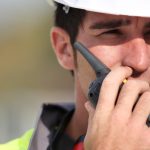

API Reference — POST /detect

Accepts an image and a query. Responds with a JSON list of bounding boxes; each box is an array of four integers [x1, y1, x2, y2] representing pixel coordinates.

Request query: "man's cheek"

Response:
[[77, 64, 96, 98]]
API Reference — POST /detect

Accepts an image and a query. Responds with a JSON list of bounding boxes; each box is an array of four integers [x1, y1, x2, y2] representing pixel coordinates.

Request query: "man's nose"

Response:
[[122, 38, 150, 72]]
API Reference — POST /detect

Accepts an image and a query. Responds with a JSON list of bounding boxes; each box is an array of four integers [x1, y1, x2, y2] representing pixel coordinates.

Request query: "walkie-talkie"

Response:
[[74, 42, 110, 107], [73, 41, 150, 127]]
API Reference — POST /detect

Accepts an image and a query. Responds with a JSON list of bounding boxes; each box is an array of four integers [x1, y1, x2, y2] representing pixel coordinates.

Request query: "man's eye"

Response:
[[95, 29, 122, 37], [94, 29, 125, 45], [102, 29, 122, 35]]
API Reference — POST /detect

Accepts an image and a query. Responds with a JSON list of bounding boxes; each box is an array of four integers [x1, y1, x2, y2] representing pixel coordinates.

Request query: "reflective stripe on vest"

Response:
[[0, 129, 34, 150]]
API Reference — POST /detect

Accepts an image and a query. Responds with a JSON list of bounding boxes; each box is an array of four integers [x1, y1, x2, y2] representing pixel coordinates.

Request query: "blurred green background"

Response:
[[0, 0, 73, 143]]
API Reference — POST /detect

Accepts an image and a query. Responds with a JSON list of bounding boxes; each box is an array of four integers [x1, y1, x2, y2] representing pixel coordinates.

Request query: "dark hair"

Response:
[[54, 2, 86, 44]]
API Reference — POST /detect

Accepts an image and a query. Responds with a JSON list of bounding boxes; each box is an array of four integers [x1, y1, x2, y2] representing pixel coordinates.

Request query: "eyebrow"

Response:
[[89, 19, 131, 30]]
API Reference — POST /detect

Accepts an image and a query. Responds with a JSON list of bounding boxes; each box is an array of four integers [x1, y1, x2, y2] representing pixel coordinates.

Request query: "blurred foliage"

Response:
[[0, 0, 73, 91], [0, 0, 74, 143]]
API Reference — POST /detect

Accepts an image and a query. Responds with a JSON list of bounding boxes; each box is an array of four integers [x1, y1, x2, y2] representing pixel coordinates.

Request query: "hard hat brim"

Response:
[[48, 0, 150, 18]]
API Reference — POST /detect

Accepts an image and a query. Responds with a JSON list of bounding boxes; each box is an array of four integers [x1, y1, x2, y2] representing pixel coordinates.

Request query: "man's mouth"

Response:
[[131, 67, 150, 84], [132, 71, 142, 78]]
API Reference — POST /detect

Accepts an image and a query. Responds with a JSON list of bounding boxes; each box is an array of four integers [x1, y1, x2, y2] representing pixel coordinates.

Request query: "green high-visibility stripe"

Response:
[[0, 129, 34, 150]]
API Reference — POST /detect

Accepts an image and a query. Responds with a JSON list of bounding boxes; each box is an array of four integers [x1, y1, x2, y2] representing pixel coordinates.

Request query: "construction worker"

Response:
[[1, 0, 150, 149]]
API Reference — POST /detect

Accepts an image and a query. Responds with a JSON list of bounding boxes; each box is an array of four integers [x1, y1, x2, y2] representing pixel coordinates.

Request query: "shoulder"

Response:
[[28, 103, 75, 150], [0, 129, 34, 150]]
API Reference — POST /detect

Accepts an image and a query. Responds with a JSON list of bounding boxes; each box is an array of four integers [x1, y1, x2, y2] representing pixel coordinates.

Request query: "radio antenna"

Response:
[[73, 42, 110, 77]]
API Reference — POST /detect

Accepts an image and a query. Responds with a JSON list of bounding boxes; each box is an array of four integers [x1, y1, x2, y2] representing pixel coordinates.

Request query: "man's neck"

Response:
[[65, 76, 90, 140], [65, 95, 88, 140]]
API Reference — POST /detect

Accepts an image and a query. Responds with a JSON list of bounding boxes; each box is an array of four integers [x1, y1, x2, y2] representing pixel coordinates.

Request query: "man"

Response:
[[1, 0, 150, 149]]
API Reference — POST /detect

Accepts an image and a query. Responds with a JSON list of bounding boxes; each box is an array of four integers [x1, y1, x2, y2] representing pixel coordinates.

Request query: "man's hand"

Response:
[[84, 66, 150, 150]]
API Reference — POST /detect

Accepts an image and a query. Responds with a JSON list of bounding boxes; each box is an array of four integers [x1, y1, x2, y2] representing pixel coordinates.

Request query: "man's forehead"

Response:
[[85, 12, 150, 21], [83, 12, 150, 27]]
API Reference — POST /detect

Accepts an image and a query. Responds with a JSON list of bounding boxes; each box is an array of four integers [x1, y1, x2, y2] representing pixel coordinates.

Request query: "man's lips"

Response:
[[132, 71, 142, 78], [131, 67, 150, 84]]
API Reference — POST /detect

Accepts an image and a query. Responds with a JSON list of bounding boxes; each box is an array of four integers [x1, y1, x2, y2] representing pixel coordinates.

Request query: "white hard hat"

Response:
[[47, 0, 150, 17]]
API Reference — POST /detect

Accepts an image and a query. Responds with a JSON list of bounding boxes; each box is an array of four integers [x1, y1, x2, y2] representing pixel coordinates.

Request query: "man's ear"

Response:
[[50, 27, 75, 70]]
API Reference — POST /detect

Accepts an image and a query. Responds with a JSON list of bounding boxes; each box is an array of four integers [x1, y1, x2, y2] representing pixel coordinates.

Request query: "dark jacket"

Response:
[[29, 103, 75, 150]]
